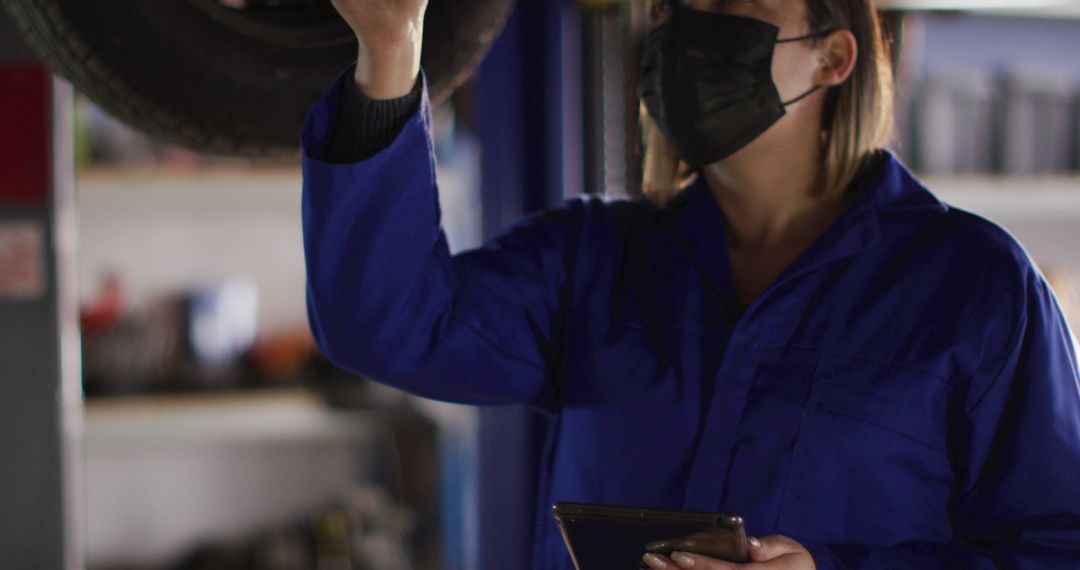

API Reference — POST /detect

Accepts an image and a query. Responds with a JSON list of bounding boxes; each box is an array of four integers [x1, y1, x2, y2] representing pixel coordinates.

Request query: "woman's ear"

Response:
[[817, 29, 858, 87]]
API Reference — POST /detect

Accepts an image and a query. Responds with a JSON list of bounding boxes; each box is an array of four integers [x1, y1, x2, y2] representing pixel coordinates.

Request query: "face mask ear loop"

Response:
[[777, 27, 833, 44], [781, 84, 824, 107], [775, 26, 835, 107]]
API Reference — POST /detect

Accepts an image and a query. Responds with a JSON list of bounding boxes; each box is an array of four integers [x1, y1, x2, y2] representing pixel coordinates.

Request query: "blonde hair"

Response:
[[639, 0, 895, 208]]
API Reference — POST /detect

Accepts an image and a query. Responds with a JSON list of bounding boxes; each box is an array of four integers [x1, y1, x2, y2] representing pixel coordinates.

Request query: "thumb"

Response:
[[747, 534, 800, 562]]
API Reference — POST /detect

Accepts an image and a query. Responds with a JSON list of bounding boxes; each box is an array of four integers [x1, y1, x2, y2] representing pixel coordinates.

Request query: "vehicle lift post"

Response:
[[0, 8, 85, 568]]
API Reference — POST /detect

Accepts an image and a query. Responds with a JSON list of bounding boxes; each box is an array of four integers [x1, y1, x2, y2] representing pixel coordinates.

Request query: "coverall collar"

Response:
[[665, 150, 947, 322]]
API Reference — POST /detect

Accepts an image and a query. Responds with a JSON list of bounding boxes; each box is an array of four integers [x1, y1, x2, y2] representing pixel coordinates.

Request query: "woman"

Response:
[[302, 0, 1080, 568]]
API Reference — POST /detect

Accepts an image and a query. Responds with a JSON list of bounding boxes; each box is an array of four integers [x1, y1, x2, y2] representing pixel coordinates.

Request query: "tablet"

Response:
[[552, 502, 748, 569]]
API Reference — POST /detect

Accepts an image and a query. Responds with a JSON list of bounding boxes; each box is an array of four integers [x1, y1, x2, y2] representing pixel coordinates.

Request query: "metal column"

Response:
[[0, 9, 85, 568], [472, 0, 582, 567]]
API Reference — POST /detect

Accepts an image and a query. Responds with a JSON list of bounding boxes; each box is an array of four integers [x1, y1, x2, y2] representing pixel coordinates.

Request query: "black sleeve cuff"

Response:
[[321, 63, 425, 164]]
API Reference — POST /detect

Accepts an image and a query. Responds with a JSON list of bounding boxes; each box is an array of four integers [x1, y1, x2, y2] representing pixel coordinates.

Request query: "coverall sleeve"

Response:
[[806, 268, 1080, 569], [300, 64, 575, 412]]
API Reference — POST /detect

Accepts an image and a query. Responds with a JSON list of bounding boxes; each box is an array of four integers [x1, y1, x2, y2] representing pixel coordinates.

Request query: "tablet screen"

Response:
[[553, 502, 748, 569]]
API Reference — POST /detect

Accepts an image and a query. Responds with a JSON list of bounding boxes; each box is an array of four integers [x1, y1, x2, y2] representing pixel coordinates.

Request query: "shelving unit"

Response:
[[85, 387, 380, 444], [921, 175, 1080, 222], [885, 1, 1080, 230], [74, 135, 479, 570], [879, 0, 1080, 19], [84, 388, 395, 568]]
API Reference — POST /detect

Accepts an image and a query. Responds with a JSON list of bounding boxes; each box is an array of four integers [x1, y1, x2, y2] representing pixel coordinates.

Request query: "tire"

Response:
[[0, 0, 514, 157]]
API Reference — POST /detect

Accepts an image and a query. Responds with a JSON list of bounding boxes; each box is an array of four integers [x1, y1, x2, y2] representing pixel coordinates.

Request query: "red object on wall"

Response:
[[0, 64, 51, 206]]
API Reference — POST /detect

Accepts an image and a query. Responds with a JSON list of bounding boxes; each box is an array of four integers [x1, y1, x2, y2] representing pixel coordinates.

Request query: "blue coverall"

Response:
[[301, 67, 1080, 569]]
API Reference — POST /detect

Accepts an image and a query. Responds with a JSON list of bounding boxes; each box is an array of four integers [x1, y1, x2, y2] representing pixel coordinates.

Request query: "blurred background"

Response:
[[2, 1, 1080, 569]]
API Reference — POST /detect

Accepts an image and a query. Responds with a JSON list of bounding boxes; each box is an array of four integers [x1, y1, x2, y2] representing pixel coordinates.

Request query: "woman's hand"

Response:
[[328, 0, 428, 99], [642, 535, 817, 570]]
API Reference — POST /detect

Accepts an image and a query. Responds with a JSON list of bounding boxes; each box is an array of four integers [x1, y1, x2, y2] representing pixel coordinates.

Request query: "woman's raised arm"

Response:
[[301, 62, 583, 412]]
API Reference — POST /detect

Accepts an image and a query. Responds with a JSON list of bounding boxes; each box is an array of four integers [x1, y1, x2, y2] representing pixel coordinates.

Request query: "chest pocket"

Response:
[[777, 355, 957, 545]]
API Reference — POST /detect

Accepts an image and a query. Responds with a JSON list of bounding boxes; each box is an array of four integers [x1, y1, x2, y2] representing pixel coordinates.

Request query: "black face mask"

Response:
[[636, 4, 835, 168]]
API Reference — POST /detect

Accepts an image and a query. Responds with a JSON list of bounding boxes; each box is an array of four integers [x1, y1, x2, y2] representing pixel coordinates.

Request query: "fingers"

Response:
[[642, 552, 677, 569], [643, 534, 814, 569], [642, 551, 742, 570], [747, 534, 809, 563]]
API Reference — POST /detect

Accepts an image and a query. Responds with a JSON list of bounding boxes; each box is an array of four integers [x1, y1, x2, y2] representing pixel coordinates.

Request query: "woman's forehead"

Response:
[[676, 0, 808, 32]]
